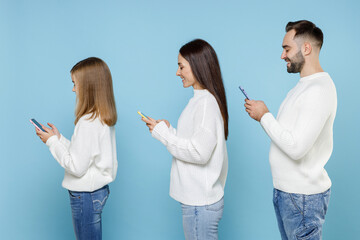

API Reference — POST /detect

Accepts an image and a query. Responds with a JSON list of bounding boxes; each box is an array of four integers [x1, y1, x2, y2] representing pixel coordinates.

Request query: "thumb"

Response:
[[39, 123, 50, 133], [48, 123, 58, 132]]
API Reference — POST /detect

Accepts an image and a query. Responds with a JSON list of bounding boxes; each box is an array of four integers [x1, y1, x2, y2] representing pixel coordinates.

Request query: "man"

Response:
[[244, 20, 337, 240]]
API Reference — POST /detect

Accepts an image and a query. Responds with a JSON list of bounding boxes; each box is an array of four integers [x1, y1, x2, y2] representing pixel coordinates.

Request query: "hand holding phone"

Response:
[[239, 86, 250, 100], [30, 118, 46, 132]]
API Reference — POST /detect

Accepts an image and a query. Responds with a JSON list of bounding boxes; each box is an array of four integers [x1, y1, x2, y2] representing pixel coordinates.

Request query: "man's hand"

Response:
[[244, 99, 269, 122]]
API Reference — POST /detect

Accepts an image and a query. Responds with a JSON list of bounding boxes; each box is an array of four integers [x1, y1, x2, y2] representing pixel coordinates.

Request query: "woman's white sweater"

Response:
[[152, 89, 228, 206]]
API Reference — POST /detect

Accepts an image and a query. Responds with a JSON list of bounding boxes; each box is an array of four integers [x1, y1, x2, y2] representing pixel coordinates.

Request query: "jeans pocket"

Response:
[[69, 191, 81, 199], [295, 223, 319, 240], [69, 191, 82, 216], [91, 187, 109, 212], [205, 198, 224, 212], [288, 193, 304, 216], [181, 204, 195, 216]]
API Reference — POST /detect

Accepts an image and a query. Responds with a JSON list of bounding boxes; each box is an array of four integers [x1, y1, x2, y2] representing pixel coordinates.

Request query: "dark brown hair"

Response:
[[70, 57, 117, 126], [286, 20, 324, 49], [179, 39, 229, 140]]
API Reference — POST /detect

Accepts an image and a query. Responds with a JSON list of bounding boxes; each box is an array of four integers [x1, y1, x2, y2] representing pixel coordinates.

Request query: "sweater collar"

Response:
[[193, 89, 210, 97], [300, 72, 329, 82]]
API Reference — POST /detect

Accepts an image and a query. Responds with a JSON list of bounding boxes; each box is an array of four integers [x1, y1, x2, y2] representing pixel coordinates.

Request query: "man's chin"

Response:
[[287, 67, 299, 74]]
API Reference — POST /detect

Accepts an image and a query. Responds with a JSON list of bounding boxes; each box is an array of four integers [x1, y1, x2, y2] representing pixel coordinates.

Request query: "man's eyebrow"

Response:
[[282, 45, 290, 49]]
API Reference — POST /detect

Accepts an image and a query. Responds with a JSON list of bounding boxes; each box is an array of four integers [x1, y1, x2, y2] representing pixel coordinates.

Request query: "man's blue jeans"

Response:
[[273, 188, 330, 240], [68, 185, 110, 240], [181, 197, 224, 240]]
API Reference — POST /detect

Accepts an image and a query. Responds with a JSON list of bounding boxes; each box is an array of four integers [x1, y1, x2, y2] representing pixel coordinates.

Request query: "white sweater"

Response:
[[152, 89, 228, 206], [260, 72, 337, 194], [46, 114, 118, 192]]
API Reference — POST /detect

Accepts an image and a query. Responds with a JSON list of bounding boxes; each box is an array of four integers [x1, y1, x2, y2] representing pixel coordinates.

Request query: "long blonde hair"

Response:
[[71, 57, 117, 126]]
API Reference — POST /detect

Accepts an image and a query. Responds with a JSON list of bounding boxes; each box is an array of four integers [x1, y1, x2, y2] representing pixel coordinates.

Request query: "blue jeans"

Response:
[[68, 185, 110, 240], [181, 197, 224, 240], [273, 188, 330, 240]]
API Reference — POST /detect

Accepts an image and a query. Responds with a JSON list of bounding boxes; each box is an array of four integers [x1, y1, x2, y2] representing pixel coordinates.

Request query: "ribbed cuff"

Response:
[[151, 121, 169, 142], [168, 124, 176, 134], [260, 112, 275, 128], [46, 135, 58, 147], [59, 134, 68, 145]]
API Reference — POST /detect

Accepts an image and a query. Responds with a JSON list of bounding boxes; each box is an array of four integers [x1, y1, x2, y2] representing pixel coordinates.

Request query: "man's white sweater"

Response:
[[152, 89, 228, 206], [46, 114, 118, 192], [260, 72, 337, 194]]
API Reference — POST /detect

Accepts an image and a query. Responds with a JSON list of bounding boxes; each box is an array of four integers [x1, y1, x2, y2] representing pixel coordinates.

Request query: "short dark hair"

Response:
[[179, 39, 229, 140], [286, 20, 323, 49]]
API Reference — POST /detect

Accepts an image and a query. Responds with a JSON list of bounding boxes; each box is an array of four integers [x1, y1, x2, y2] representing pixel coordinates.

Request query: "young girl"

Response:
[[35, 57, 118, 240], [142, 39, 229, 240]]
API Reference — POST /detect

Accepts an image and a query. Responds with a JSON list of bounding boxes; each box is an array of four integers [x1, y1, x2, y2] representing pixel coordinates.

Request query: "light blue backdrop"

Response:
[[1, 0, 359, 239]]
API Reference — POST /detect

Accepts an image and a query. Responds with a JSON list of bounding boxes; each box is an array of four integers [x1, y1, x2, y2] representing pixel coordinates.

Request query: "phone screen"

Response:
[[137, 111, 149, 119], [30, 119, 45, 132], [238, 86, 250, 100]]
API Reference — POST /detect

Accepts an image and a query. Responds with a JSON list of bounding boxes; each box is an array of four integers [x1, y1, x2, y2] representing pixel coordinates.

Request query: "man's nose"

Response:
[[280, 50, 286, 59]]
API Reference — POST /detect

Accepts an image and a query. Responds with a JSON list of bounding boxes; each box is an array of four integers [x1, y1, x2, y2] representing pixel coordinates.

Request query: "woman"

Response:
[[142, 39, 229, 240], [35, 57, 118, 240]]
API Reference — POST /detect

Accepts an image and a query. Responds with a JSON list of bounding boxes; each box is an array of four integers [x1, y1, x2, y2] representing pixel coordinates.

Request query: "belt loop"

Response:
[[274, 188, 278, 199]]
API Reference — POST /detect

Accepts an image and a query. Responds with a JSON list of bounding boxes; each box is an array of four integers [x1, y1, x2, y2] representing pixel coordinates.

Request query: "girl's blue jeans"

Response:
[[68, 185, 110, 240]]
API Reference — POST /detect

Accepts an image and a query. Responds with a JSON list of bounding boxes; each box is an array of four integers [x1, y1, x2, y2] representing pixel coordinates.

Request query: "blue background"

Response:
[[1, 0, 359, 239]]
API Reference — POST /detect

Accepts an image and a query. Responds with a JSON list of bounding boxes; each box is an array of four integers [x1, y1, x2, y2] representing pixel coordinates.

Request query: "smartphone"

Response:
[[137, 111, 149, 119], [30, 118, 46, 132], [238, 86, 250, 100]]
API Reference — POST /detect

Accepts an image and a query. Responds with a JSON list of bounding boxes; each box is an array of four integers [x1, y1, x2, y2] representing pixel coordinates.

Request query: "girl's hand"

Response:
[[35, 123, 60, 143], [141, 117, 170, 133], [47, 123, 60, 139]]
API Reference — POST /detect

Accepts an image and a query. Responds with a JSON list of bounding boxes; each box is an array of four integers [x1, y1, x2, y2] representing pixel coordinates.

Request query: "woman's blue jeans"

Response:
[[273, 188, 330, 240], [181, 197, 224, 240], [68, 185, 110, 240]]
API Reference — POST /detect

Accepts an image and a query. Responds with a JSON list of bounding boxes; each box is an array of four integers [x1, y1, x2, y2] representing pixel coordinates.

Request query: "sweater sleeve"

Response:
[[46, 120, 100, 177], [59, 134, 70, 148], [260, 86, 333, 160], [152, 122, 217, 164], [151, 100, 217, 165], [168, 124, 176, 135]]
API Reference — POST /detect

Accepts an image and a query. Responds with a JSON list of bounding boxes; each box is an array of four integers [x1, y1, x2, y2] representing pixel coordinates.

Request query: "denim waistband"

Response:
[[68, 185, 109, 194]]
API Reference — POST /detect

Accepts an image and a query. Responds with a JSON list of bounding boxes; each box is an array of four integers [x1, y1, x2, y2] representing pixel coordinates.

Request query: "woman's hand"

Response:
[[158, 119, 170, 128], [141, 117, 170, 133], [35, 123, 60, 144]]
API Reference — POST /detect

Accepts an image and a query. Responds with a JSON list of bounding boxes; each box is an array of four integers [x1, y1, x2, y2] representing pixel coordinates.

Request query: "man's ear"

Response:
[[302, 41, 312, 56]]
